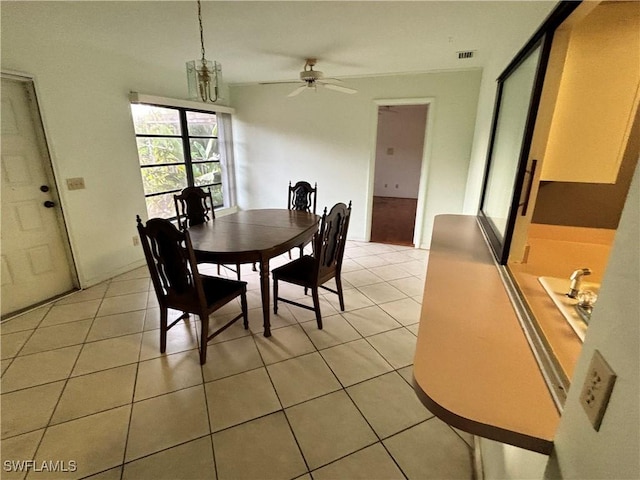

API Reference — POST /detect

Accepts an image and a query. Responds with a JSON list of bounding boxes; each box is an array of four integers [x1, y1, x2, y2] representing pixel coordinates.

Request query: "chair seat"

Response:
[[201, 275, 247, 307], [272, 255, 315, 286]]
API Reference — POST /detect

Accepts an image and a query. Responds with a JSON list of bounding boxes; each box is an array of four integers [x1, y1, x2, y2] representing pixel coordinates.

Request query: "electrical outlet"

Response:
[[133, 236, 140, 246], [580, 349, 616, 431], [66, 177, 85, 190]]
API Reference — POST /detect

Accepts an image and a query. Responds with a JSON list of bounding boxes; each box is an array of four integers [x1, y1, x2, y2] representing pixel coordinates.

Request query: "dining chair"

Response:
[[174, 186, 242, 280], [272, 201, 352, 329], [136, 215, 248, 365], [288, 180, 318, 258], [249, 180, 318, 272], [288, 180, 317, 214]]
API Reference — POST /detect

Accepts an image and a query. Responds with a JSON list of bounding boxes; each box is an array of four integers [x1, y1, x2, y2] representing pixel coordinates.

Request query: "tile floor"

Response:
[[1, 241, 474, 480]]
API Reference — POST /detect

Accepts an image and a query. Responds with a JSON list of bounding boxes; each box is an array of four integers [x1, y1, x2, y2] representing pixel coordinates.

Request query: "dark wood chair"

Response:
[[249, 180, 318, 272], [288, 181, 317, 214], [136, 215, 248, 365], [288, 180, 317, 258], [174, 186, 242, 280], [272, 201, 352, 329]]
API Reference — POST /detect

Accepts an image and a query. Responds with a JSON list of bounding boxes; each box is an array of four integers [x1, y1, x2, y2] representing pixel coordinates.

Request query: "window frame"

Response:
[[129, 93, 236, 220]]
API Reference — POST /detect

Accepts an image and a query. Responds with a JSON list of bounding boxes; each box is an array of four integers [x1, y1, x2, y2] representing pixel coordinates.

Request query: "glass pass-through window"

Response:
[[131, 104, 225, 219]]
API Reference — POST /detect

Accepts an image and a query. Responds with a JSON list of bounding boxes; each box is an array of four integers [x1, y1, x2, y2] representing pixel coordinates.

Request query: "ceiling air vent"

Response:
[[457, 50, 475, 59]]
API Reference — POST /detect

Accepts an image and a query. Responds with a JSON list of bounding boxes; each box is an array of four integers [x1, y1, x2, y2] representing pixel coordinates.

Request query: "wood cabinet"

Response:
[[540, 1, 640, 184]]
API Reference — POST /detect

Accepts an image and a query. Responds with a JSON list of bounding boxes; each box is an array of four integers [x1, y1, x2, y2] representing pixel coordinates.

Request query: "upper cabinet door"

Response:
[[540, 1, 640, 184]]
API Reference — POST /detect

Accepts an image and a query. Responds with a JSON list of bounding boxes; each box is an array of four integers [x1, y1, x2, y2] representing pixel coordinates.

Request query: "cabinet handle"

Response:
[[520, 159, 537, 216]]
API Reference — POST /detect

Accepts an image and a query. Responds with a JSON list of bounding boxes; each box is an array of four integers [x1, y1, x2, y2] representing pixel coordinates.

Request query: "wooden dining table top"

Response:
[[187, 209, 320, 261]]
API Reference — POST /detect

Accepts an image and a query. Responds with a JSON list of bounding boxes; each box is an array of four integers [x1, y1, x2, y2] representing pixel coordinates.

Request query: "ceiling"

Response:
[[4, 1, 558, 85]]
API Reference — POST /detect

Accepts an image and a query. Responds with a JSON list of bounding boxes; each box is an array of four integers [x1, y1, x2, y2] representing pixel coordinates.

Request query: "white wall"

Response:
[[2, 2, 180, 287], [462, 1, 557, 214], [374, 105, 428, 199], [0, 2, 227, 287], [462, 64, 501, 214], [480, 438, 548, 480], [230, 70, 481, 246]]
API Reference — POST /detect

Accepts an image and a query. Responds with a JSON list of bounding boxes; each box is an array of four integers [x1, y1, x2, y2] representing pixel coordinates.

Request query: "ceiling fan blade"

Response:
[[322, 83, 357, 94], [260, 80, 302, 85], [288, 85, 308, 97]]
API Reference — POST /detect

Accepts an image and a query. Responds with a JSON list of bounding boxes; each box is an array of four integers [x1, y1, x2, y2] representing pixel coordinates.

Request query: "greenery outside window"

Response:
[[131, 103, 225, 219]]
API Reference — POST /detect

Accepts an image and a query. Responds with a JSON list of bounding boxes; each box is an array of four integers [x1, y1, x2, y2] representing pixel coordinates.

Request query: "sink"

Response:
[[538, 276, 600, 342]]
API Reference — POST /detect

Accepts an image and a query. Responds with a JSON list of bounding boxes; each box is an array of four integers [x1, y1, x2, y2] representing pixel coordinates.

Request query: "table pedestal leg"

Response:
[[259, 257, 271, 337]]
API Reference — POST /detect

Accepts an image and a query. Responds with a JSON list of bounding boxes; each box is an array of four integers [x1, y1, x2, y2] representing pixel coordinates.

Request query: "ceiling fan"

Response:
[[261, 58, 357, 97]]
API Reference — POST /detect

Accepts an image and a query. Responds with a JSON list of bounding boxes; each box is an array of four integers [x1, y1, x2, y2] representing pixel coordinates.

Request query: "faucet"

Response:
[[567, 268, 592, 298]]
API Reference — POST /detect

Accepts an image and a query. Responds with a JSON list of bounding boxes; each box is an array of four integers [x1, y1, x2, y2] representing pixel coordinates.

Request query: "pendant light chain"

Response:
[[198, 0, 206, 64]]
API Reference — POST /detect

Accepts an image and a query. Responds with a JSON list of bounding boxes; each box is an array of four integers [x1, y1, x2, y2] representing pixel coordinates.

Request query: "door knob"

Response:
[[40, 185, 50, 192], [43, 201, 55, 208]]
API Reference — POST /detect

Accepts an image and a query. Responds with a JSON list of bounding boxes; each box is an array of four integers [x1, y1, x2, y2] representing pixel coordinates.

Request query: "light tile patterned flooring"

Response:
[[1, 241, 474, 480]]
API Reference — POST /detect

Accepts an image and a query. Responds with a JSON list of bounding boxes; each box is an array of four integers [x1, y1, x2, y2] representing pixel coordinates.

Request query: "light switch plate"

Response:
[[66, 177, 85, 190], [580, 349, 616, 431]]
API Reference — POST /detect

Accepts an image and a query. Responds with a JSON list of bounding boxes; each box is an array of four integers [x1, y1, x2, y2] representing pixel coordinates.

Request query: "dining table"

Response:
[[187, 209, 320, 336]]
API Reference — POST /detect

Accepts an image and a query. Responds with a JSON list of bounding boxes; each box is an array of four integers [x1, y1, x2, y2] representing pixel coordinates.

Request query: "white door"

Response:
[[1, 76, 76, 318]]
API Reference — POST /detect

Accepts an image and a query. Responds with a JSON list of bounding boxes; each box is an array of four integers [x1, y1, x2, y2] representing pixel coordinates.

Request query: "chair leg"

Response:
[[199, 312, 209, 365], [241, 291, 249, 329], [217, 264, 222, 275], [335, 273, 346, 311], [299, 245, 304, 258], [236, 263, 242, 281], [252, 263, 257, 271], [160, 307, 168, 353], [273, 278, 279, 314], [311, 286, 323, 330], [288, 250, 292, 259]]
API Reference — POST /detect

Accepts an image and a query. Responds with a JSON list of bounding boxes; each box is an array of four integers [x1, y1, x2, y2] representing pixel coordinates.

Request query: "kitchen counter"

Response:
[[412, 215, 559, 454]]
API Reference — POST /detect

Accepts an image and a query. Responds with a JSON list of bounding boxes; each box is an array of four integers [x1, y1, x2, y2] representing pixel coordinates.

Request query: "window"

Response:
[[131, 102, 230, 219]]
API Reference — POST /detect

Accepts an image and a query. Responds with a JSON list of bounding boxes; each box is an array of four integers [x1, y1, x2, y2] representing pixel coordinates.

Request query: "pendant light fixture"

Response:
[[186, 0, 221, 102]]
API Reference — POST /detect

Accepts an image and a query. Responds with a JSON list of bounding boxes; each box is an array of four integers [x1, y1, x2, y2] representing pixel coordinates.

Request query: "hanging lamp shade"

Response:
[[186, 59, 221, 102], [186, 0, 221, 102]]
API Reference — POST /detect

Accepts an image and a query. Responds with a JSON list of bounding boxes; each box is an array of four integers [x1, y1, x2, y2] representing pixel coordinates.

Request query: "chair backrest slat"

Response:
[[174, 186, 215, 230], [288, 181, 317, 214]]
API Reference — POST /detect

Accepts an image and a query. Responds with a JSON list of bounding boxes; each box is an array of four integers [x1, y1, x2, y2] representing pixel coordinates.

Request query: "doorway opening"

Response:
[[370, 103, 429, 246]]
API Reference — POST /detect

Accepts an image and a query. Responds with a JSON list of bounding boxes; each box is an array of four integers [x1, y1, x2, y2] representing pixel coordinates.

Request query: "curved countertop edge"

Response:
[[411, 214, 559, 455], [411, 375, 554, 454]]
